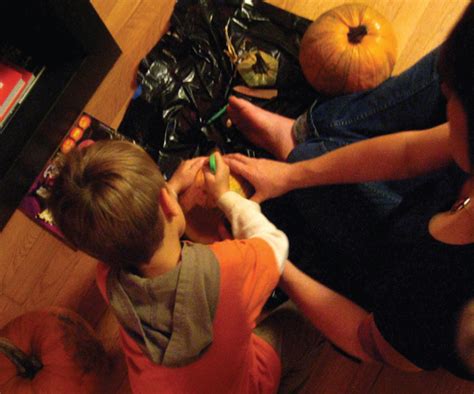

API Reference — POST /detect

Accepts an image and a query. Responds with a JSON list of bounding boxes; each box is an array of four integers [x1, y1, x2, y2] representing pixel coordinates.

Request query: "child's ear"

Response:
[[159, 187, 180, 219]]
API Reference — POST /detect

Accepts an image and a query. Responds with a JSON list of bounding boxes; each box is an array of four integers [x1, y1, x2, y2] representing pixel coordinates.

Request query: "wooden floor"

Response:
[[1, 0, 472, 392]]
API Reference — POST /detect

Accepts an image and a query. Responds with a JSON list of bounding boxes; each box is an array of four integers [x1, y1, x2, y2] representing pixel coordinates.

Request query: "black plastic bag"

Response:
[[118, 0, 317, 178]]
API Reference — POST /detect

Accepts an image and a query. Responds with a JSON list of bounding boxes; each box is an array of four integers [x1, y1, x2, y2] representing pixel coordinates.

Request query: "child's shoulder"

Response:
[[209, 237, 270, 255], [208, 238, 277, 274]]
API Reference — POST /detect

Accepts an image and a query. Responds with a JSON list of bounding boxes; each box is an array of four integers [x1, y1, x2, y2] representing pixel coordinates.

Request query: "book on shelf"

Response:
[[0, 61, 43, 129], [0, 43, 47, 131], [0, 62, 26, 119]]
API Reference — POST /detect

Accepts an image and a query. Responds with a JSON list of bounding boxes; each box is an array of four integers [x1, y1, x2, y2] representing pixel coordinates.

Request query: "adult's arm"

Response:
[[226, 124, 452, 202], [279, 261, 422, 371]]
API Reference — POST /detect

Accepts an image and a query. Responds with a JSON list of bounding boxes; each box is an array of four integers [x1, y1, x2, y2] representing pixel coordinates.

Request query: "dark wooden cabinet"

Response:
[[0, 0, 120, 229]]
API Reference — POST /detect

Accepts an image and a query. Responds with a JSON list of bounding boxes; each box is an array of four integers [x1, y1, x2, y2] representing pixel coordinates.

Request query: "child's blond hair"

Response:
[[48, 140, 166, 270]]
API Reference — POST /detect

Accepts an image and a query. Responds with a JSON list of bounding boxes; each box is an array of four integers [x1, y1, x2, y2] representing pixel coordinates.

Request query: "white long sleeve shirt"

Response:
[[217, 191, 288, 273]]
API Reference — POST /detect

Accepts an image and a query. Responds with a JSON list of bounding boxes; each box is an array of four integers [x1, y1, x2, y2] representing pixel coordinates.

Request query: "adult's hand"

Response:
[[224, 153, 293, 203]]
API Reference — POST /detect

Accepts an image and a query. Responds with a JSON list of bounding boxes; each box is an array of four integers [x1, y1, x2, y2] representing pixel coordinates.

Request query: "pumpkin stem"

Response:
[[0, 337, 43, 379], [348, 25, 368, 44], [252, 52, 269, 74]]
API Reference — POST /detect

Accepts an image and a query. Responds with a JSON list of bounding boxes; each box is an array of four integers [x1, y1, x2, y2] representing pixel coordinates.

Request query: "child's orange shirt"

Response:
[[96, 237, 281, 394]]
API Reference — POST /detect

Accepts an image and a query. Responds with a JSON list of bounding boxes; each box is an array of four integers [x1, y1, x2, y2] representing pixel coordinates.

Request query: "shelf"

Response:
[[0, 0, 121, 229]]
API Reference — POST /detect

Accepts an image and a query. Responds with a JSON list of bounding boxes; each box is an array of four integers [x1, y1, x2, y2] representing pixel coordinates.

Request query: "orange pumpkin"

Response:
[[0, 307, 108, 393], [299, 3, 397, 95], [179, 169, 253, 244]]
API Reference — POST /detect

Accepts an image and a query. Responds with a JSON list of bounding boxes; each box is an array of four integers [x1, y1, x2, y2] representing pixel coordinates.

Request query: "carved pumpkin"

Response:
[[179, 169, 253, 244], [0, 307, 108, 393], [299, 3, 397, 95]]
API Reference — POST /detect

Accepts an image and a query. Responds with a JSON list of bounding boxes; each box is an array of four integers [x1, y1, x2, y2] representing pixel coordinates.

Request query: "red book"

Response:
[[14, 64, 35, 103], [0, 62, 34, 122], [0, 63, 25, 119]]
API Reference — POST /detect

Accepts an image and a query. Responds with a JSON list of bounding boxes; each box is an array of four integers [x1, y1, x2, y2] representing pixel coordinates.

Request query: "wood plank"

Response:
[[86, 0, 176, 128], [302, 343, 382, 393], [93, 0, 143, 39], [371, 367, 474, 393], [395, 0, 469, 73], [0, 211, 99, 324], [89, 0, 117, 24]]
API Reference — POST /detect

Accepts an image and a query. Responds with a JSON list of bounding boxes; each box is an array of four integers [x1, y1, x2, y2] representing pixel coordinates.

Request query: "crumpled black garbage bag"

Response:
[[118, 0, 317, 179]]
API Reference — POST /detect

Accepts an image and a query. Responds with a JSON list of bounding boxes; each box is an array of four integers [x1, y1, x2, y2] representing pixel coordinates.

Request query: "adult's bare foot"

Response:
[[226, 96, 296, 160]]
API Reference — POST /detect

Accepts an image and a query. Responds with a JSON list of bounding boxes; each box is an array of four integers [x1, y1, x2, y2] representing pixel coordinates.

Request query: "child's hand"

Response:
[[203, 152, 230, 202], [167, 157, 206, 196]]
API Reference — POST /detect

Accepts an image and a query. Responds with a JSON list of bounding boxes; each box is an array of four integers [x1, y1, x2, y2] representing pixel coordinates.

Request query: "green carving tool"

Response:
[[206, 104, 229, 125], [209, 153, 217, 174]]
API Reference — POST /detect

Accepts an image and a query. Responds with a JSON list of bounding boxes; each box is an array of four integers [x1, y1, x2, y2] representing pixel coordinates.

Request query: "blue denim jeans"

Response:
[[281, 48, 448, 292], [292, 48, 446, 143]]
